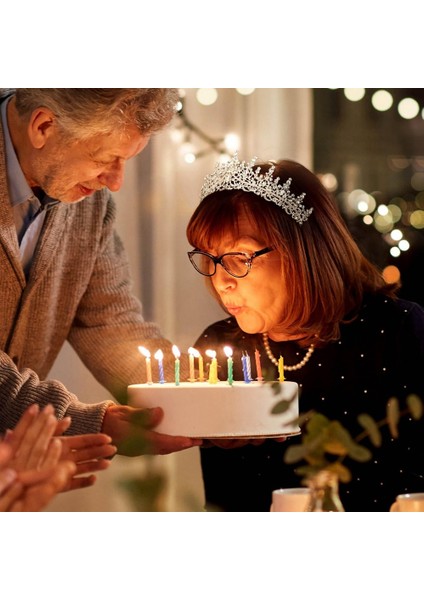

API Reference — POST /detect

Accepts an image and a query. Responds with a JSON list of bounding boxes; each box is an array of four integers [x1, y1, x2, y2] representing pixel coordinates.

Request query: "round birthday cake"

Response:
[[127, 381, 300, 438]]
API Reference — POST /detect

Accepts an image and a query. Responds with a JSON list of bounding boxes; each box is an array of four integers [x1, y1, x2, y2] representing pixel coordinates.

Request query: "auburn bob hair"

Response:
[[186, 159, 397, 346]]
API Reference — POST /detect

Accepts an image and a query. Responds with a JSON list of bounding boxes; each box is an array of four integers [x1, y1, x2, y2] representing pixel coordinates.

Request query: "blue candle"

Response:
[[241, 353, 251, 384], [154, 349, 166, 384], [245, 351, 252, 382]]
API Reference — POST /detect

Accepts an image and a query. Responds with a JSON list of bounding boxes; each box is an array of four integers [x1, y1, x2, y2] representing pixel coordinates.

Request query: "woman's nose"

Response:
[[213, 264, 237, 291]]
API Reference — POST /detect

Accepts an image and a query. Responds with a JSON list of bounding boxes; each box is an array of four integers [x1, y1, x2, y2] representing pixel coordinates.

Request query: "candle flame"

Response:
[[172, 345, 181, 358], [223, 346, 233, 358], [188, 346, 200, 358], [138, 346, 151, 358], [154, 349, 164, 360], [205, 349, 216, 359]]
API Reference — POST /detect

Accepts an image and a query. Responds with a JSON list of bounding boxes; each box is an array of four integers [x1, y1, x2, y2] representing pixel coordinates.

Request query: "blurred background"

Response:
[[46, 88, 424, 511]]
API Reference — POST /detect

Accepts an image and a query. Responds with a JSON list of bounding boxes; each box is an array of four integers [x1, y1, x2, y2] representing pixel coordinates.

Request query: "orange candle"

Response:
[[255, 348, 263, 381], [138, 346, 153, 384]]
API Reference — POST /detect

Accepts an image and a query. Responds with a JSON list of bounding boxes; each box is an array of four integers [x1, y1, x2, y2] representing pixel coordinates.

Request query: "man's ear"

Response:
[[27, 108, 55, 149]]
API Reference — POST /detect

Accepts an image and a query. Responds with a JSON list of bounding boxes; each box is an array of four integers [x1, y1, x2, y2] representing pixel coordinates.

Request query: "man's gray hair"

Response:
[[2, 88, 179, 140]]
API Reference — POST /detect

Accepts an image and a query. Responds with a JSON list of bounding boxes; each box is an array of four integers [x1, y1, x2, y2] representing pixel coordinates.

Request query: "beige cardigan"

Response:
[[0, 116, 173, 435]]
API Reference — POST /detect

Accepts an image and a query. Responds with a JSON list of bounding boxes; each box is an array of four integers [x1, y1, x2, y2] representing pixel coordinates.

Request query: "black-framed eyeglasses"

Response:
[[187, 247, 274, 278]]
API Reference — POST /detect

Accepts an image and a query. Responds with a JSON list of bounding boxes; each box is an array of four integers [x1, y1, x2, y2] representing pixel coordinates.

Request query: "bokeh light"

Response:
[[410, 210, 424, 229], [371, 90, 393, 111], [236, 88, 255, 96], [196, 88, 218, 106], [398, 97, 419, 119], [382, 265, 401, 284], [344, 88, 366, 102]]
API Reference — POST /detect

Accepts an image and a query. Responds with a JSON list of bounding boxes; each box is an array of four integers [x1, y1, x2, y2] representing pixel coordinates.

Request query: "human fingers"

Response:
[[60, 437, 116, 464], [0, 442, 13, 468], [7, 404, 39, 453], [102, 405, 164, 443], [0, 467, 17, 495], [14, 461, 76, 511], [204, 439, 248, 449], [39, 438, 63, 470], [65, 474, 97, 492], [53, 417, 72, 436], [13, 406, 58, 470], [71, 458, 111, 477], [119, 429, 202, 456], [0, 481, 24, 512], [60, 433, 113, 453]]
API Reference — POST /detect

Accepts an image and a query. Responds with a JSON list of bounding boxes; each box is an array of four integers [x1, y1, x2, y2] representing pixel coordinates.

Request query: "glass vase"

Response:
[[306, 470, 345, 512]]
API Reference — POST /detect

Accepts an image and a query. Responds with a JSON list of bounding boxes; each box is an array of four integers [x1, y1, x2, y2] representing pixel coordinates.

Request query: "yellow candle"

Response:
[[198, 354, 205, 382], [187, 347, 196, 382], [206, 350, 218, 384], [278, 355, 285, 382], [138, 346, 153, 384]]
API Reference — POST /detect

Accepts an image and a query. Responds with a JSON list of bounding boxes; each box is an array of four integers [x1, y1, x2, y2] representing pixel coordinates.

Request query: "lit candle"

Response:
[[245, 351, 252, 382], [198, 351, 205, 382], [138, 346, 153, 385], [241, 353, 250, 384], [205, 349, 218, 384], [223, 346, 233, 386], [154, 349, 166, 384], [254, 348, 263, 381], [278, 355, 285, 382], [187, 347, 197, 382], [172, 345, 180, 386]]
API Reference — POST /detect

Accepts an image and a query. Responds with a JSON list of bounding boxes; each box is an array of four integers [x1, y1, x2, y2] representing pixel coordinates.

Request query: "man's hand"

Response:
[[58, 433, 117, 491], [101, 404, 202, 456]]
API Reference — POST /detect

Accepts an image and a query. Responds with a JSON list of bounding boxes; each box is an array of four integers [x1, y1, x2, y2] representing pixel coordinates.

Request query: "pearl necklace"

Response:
[[262, 333, 315, 371]]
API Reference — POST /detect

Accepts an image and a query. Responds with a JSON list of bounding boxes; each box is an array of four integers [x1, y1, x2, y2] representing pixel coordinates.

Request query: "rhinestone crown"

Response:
[[200, 153, 313, 225]]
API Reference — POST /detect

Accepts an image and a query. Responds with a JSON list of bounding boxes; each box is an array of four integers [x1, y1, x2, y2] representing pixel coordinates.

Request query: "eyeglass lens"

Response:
[[190, 252, 250, 277]]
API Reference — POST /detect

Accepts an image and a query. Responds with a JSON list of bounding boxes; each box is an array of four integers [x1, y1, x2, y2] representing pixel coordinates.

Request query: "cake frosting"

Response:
[[127, 381, 300, 438]]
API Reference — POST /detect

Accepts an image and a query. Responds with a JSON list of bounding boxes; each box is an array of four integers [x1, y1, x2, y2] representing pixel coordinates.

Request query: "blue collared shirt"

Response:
[[1, 97, 59, 277]]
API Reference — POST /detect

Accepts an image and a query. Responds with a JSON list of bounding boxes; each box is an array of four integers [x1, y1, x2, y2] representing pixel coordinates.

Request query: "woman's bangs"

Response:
[[188, 193, 242, 250]]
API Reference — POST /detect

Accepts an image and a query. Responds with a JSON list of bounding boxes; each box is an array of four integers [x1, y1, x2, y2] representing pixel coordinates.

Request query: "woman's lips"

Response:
[[225, 305, 244, 316]]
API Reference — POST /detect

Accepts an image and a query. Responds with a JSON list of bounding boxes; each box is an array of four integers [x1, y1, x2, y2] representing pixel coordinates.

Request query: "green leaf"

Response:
[[306, 413, 330, 435], [322, 421, 353, 455], [290, 411, 314, 429], [406, 394, 423, 420], [387, 397, 400, 438], [284, 444, 307, 464], [357, 413, 382, 447], [271, 381, 282, 395], [328, 463, 352, 483], [118, 473, 166, 512], [271, 400, 292, 414], [346, 442, 372, 462]]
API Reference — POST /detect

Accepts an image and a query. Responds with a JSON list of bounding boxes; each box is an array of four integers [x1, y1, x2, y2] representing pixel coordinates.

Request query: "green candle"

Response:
[[172, 345, 181, 386], [224, 346, 233, 386]]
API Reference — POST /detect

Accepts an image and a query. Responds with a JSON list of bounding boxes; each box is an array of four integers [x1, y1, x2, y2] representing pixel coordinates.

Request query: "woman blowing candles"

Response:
[[186, 155, 424, 512]]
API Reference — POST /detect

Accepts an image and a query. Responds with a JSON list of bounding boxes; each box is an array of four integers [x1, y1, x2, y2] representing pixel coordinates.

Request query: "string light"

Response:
[[172, 90, 255, 163]]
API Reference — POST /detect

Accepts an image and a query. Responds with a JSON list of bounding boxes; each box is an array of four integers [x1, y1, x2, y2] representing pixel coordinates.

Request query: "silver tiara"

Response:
[[200, 154, 313, 225]]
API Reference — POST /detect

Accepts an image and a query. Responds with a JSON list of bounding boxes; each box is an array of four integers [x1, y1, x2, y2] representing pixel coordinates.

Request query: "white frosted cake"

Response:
[[127, 381, 300, 438]]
